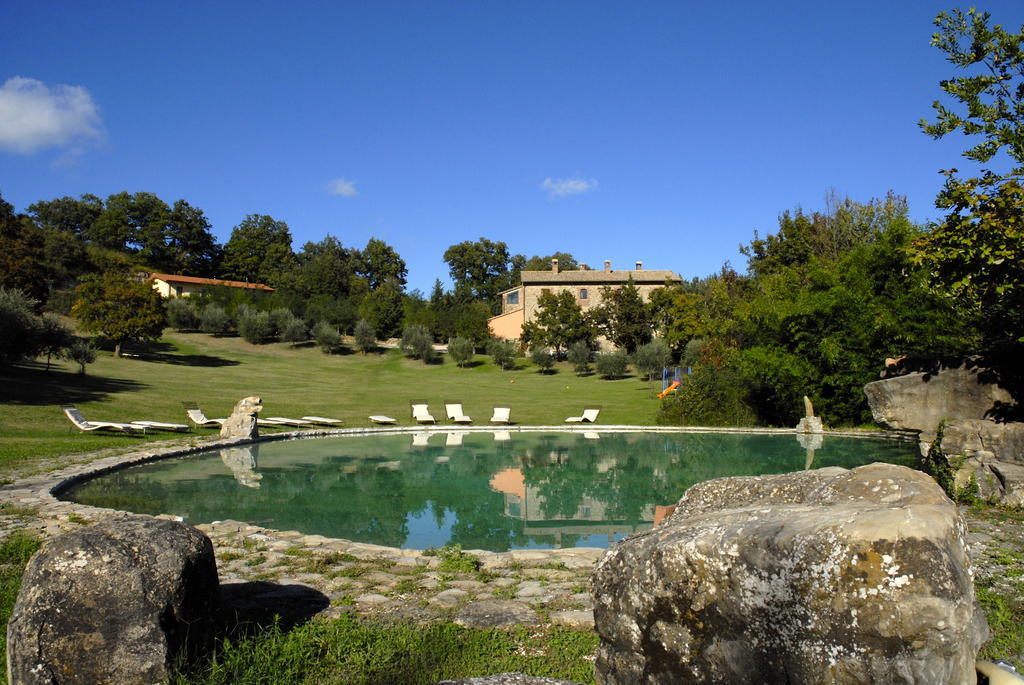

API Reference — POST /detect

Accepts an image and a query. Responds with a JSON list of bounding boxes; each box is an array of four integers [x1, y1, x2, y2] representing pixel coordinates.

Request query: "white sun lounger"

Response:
[[490, 407, 511, 424], [369, 415, 397, 425], [301, 416, 343, 425], [63, 406, 148, 434], [411, 402, 436, 424], [131, 420, 190, 432], [183, 403, 226, 427], [262, 417, 314, 427], [444, 402, 472, 424], [565, 408, 600, 423]]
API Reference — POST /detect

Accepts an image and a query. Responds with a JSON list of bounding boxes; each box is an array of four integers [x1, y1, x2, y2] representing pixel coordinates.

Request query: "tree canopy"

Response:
[[221, 214, 296, 286], [73, 271, 166, 357]]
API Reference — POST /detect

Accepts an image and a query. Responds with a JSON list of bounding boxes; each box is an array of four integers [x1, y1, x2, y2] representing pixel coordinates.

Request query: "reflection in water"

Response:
[[412, 432, 431, 447], [219, 445, 262, 488], [63, 431, 917, 552], [445, 432, 463, 447], [797, 432, 824, 470]]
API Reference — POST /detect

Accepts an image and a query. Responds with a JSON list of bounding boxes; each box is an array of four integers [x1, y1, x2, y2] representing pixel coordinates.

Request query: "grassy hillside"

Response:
[[0, 332, 663, 475]]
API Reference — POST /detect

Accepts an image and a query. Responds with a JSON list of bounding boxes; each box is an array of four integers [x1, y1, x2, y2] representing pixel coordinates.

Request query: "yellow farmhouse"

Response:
[[488, 259, 681, 340], [148, 273, 274, 298]]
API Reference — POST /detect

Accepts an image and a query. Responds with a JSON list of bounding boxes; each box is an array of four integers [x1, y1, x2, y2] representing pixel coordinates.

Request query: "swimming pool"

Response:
[[60, 430, 917, 551]]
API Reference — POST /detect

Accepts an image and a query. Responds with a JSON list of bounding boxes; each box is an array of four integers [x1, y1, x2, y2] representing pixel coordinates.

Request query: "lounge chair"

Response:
[[131, 420, 190, 432], [182, 402, 225, 427], [565, 408, 600, 423], [369, 415, 397, 425], [301, 416, 343, 426], [411, 401, 436, 424], [444, 402, 472, 424], [490, 407, 511, 424], [62, 406, 147, 434], [262, 417, 314, 427]]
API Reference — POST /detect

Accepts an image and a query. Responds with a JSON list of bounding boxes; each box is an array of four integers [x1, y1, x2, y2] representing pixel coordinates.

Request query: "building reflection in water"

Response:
[[219, 444, 262, 488]]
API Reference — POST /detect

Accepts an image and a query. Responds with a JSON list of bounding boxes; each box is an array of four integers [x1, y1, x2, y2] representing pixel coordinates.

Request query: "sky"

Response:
[[2, 1, 1023, 294]]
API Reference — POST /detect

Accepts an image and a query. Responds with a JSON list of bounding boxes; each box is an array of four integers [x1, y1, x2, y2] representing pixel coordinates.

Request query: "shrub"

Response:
[[530, 347, 555, 373], [658, 357, 757, 427], [268, 308, 298, 339], [65, 338, 97, 374], [400, 325, 436, 363], [353, 319, 376, 354], [238, 309, 273, 344], [595, 350, 629, 379], [0, 287, 42, 364], [682, 338, 705, 370], [447, 336, 474, 367], [633, 339, 672, 381], [279, 316, 308, 343], [199, 304, 232, 336], [36, 314, 73, 370], [487, 338, 518, 370], [313, 320, 341, 353], [567, 340, 591, 376], [166, 298, 200, 331]]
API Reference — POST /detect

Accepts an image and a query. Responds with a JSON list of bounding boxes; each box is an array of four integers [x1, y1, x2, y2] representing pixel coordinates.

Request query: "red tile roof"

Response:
[[148, 273, 274, 291]]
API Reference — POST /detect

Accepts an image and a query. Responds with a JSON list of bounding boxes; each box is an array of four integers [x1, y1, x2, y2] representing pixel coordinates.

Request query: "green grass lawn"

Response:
[[0, 332, 664, 476]]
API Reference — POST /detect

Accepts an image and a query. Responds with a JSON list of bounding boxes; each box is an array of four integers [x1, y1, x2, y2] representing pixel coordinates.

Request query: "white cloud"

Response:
[[327, 177, 358, 197], [541, 176, 597, 197], [0, 77, 103, 155]]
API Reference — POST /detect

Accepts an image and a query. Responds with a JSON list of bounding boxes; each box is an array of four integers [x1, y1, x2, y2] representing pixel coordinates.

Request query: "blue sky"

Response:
[[2, 1, 1022, 293]]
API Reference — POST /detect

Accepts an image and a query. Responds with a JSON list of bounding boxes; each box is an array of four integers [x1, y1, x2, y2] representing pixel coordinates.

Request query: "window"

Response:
[[506, 290, 519, 305], [578, 288, 588, 300]]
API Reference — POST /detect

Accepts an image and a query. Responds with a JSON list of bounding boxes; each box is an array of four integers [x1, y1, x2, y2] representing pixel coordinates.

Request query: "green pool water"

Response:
[[60, 430, 918, 551]]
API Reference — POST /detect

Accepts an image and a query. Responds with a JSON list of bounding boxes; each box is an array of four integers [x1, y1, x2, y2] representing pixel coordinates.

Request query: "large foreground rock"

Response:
[[863, 356, 1015, 437], [592, 463, 988, 685], [7, 516, 218, 685]]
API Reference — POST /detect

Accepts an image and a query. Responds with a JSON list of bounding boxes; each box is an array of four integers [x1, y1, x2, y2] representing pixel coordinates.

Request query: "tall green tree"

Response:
[[916, 7, 1024, 351], [27, 194, 103, 236], [358, 238, 407, 290], [520, 290, 596, 358], [166, 200, 220, 276], [73, 272, 166, 357], [292, 235, 358, 298], [221, 214, 296, 286], [359, 278, 405, 338], [443, 238, 518, 313], [591, 278, 653, 353], [0, 194, 49, 303]]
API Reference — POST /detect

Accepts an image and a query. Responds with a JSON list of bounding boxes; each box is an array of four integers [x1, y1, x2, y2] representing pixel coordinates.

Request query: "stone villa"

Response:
[[488, 259, 682, 340]]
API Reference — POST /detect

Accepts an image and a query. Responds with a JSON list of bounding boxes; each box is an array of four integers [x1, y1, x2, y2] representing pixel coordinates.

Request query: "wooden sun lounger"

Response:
[[62, 406, 147, 434]]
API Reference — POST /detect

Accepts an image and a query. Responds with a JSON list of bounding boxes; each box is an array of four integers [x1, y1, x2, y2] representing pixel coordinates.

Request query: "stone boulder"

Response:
[[7, 516, 219, 685], [220, 395, 263, 439], [863, 357, 1015, 438], [592, 463, 988, 685], [940, 418, 1024, 507]]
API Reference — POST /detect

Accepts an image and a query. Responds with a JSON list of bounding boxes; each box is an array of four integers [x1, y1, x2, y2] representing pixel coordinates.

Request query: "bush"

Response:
[[0, 287, 42, 364], [279, 316, 308, 343], [199, 304, 232, 336], [595, 350, 629, 379], [633, 339, 672, 381], [167, 298, 200, 331], [567, 340, 591, 376], [238, 309, 273, 344], [447, 336, 474, 367], [354, 319, 376, 354], [682, 338, 705, 370], [268, 308, 298, 339], [313, 320, 341, 353], [658, 357, 757, 427], [400, 325, 436, 363], [530, 347, 555, 373], [487, 338, 517, 370], [65, 338, 97, 374]]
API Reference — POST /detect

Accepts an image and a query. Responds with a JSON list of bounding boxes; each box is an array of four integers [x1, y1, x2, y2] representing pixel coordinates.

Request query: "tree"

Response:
[[530, 346, 555, 373], [0, 287, 43, 364], [592, 278, 653, 353], [633, 339, 672, 382], [36, 314, 73, 370], [312, 320, 341, 353], [521, 252, 582, 271], [354, 318, 377, 354], [292, 236, 358, 298], [90, 191, 172, 263], [916, 8, 1024, 350], [167, 200, 220, 276], [359, 278, 405, 338], [73, 272, 165, 357], [595, 350, 629, 379], [0, 194, 49, 303], [358, 238, 407, 290], [221, 214, 296, 286], [167, 298, 200, 331], [27, 194, 103, 236], [199, 304, 232, 335], [567, 340, 592, 376], [400, 325, 436, 363], [237, 309, 273, 344], [520, 290, 596, 358], [443, 238, 516, 313], [66, 338, 97, 374], [447, 336, 474, 367], [487, 338, 517, 370]]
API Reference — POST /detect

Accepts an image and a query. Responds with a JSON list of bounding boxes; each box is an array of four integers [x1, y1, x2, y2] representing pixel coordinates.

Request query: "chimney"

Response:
[[604, 260, 611, 273], [551, 258, 559, 274], [635, 261, 643, 271]]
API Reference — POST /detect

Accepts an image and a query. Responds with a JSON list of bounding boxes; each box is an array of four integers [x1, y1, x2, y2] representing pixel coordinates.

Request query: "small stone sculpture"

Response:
[[220, 395, 263, 439], [796, 394, 823, 433]]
